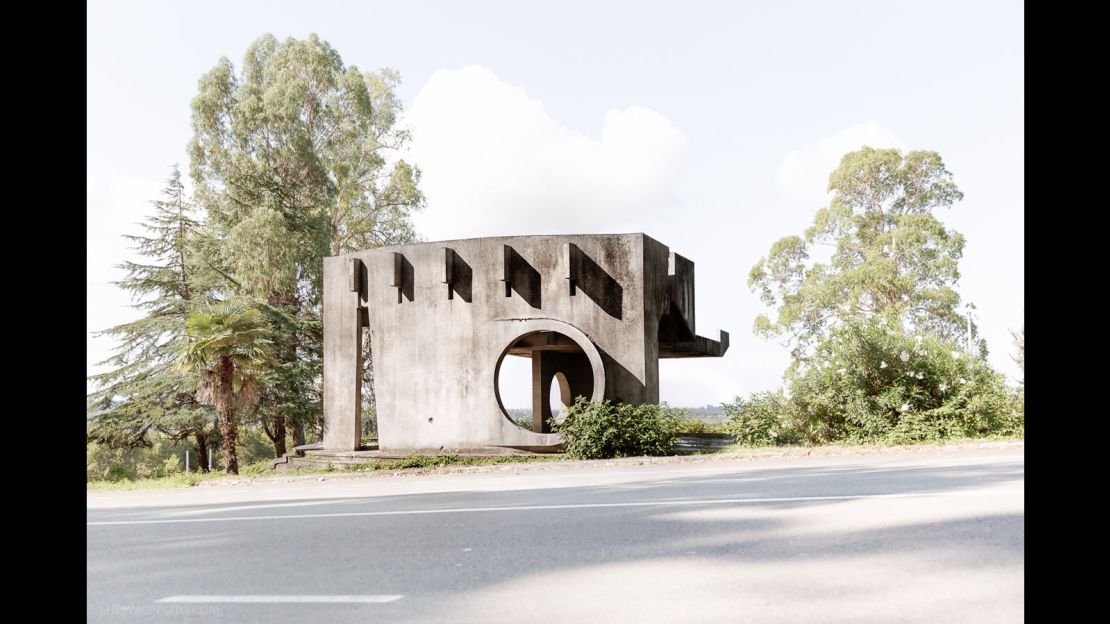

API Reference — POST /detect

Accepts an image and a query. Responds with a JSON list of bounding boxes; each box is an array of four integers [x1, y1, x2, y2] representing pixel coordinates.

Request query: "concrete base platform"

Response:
[[269, 435, 737, 470], [270, 443, 552, 471]]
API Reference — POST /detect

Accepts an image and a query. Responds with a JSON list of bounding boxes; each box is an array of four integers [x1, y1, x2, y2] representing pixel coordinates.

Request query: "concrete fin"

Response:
[[501, 245, 512, 297], [443, 247, 455, 300], [563, 242, 578, 296], [389, 252, 402, 288], [348, 258, 362, 292]]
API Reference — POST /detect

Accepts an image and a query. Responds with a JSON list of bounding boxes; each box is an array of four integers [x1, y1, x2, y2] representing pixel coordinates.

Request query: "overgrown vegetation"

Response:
[[723, 316, 1023, 445], [675, 419, 730, 435], [87, 426, 290, 483], [554, 398, 685, 459], [724, 391, 791, 446]]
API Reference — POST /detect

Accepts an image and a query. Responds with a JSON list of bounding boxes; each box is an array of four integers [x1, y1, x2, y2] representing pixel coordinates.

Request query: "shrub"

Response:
[[784, 316, 1023, 444], [86, 439, 187, 482], [676, 418, 730, 435], [720, 317, 1024, 447], [106, 463, 133, 481], [554, 398, 684, 459], [723, 391, 794, 446], [86, 423, 293, 482]]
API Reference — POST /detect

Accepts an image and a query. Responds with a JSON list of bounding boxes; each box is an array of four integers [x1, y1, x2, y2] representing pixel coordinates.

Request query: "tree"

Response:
[[87, 166, 219, 469], [188, 33, 425, 455], [749, 147, 976, 362], [177, 300, 273, 474]]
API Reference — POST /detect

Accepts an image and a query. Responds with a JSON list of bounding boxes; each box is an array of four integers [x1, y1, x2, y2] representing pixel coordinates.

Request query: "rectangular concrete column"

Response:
[[323, 257, 363, 450], [531, 351, 553, 434]]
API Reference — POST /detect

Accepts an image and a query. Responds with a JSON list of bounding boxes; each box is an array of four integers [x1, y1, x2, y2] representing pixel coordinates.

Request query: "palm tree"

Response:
[[177, 300, 273, 474]]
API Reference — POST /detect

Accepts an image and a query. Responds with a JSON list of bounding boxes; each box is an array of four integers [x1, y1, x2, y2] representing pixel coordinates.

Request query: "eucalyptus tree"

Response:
[[188, 34, 425, 454], [749, 147, 976, 362], [177, 300, 273, 474], [87, 166, 219, 469], [734, 147, 1022, 443]]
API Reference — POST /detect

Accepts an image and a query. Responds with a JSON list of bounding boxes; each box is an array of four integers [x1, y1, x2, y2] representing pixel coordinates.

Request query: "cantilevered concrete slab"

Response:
[[322, 233, 728, 452]]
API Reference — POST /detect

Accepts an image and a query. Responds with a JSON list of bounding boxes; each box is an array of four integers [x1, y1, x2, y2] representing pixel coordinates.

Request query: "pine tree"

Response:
[[87, 166, 219, 470]]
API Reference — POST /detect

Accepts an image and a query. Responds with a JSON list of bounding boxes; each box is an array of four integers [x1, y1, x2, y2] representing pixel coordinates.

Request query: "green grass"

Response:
[[85, 471, 229, 491], [87, 454, 564, 491]]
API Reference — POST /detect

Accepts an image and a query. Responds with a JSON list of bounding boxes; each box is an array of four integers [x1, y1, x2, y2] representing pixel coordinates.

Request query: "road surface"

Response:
[[87, 446, 1024, 623]]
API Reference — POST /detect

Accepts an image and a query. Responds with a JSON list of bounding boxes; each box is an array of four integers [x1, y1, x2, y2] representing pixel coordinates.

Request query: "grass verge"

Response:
[[88, 434, 1023, 492], [87, 454, 563, 491]]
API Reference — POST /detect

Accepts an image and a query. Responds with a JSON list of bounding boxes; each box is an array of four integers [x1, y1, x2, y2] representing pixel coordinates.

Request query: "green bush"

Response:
[[106, 463, 132, 481], [721, 317, 1024, 446], [675, 418, 730, 435], [86, 438, 192, 482], [236, 426, 280, 466], [733, 316, 1024, 446], [554, 398, 684, 459], [723, 391, 795, 446], [86, 422, 302, 482]]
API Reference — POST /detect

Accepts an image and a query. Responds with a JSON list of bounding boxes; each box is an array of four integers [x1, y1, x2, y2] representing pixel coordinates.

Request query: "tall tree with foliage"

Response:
[[188, 33, 425, 455], [177, 300, 273, 474], [729, 147, 1021, 445], [749, 147, 976, 361], [87, 166, 219, 470]]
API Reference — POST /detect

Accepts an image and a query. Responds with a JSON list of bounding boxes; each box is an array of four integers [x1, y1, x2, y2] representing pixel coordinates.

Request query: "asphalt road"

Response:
[[87, 446, 1024, 623]]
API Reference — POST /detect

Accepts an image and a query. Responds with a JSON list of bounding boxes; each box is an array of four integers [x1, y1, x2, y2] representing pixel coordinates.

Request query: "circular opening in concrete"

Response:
[[496, 354, 532, 429], [550, 372, 570, 422], [494, 329, 603, 433]]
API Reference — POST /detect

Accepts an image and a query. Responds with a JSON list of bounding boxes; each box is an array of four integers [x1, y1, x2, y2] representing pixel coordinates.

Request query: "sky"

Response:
[[87, 0, 1024, 409]]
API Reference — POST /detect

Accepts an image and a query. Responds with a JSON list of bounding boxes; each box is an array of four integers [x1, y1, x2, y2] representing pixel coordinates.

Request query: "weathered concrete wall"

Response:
[[642, 235, 671, 406], [322, 233, 726, 452], [321, 257, 364, 450]]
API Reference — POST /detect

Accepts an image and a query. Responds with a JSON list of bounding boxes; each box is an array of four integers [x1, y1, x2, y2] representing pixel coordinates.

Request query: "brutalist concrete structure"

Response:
[[322, 233, 728, 452]]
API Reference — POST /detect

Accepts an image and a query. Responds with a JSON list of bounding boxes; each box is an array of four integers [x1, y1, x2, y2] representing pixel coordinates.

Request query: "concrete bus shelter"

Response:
[[322, 233, 728, 453]]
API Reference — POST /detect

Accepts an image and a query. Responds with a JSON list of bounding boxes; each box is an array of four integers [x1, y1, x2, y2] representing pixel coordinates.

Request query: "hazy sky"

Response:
[[87, 0, 1024, 408]]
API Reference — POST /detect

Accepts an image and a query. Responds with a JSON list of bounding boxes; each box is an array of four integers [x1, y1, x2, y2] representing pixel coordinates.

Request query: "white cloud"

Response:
[[405, 66, 688, 241], [777, 121, 903, 201]]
